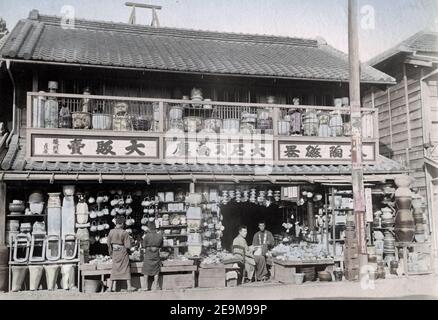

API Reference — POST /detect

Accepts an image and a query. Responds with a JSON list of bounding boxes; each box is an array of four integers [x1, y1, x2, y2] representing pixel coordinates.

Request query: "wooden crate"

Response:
[[160, 272, 195, 290], [273, 263, 296, 284], [198, 266, 225, 288]]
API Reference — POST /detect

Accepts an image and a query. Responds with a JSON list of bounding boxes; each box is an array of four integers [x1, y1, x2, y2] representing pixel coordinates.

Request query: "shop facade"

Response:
[[0, 11, 429, 293]]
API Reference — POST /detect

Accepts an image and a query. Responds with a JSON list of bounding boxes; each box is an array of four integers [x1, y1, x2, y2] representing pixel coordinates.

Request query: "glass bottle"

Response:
[[44, 81, 59, 128]]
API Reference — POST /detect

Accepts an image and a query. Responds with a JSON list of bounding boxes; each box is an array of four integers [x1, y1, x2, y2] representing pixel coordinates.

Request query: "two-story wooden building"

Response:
[[365, 30, 438, 272], [0, 10, 415, 290]]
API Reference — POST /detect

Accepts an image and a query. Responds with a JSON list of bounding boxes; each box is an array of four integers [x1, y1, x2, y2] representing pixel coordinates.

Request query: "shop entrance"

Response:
[[220, 202, 284, 251]]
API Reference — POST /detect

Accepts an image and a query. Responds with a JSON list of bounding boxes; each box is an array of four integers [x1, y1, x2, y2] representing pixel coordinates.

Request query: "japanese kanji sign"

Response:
[[278, 141, 376, 162], [164, 138, 274, 164], [31, 135, 159, 160]]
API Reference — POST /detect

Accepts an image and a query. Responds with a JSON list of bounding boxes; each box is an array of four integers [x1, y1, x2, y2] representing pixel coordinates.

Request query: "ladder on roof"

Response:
[[125, 2, 162, 27]]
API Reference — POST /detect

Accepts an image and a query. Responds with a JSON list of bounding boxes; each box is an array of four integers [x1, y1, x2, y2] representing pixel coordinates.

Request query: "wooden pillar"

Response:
[[348, 0, 368, 277], [0, 183, 6, 246]]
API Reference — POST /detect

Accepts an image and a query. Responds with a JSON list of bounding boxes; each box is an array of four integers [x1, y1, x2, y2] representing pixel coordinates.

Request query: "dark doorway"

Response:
[[220, 202, 285, 251]]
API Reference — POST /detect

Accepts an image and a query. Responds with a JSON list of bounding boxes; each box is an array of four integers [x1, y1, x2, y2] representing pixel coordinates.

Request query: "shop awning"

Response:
[[0, 136, 407, 183]]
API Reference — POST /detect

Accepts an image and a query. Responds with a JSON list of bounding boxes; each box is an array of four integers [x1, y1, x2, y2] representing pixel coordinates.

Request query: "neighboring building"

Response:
[[364, 30, 438, 271]]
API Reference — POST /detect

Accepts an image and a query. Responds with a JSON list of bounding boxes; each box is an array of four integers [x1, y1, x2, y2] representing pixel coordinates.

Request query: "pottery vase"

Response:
[[11, 266, 28, 292], [45, 265, 60, 291]]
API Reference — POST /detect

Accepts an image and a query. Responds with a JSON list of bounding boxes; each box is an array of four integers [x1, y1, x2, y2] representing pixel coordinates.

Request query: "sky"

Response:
[[0, 0, 437, 61]]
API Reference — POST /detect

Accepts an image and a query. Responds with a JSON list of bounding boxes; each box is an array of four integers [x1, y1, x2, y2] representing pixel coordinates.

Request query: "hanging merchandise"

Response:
[[44, 81, 59, 129]]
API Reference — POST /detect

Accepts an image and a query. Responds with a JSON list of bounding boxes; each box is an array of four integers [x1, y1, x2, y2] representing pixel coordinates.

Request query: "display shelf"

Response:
[[158, 211, 187, 214], [163, 245, 187, 248], [158, 224, 188, 229], [7, 214, 47, 218]]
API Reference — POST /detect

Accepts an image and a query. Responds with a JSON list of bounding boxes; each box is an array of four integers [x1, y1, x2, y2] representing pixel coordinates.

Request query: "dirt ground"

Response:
[[0, 274, 437, 300]]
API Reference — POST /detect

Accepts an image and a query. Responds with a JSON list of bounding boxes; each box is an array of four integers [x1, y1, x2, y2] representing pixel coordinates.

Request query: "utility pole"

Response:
[[348, 0, 368, 278]]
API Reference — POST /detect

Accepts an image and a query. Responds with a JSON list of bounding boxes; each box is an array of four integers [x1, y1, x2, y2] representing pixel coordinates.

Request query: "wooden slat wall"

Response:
[[364, 65, 427, 197]]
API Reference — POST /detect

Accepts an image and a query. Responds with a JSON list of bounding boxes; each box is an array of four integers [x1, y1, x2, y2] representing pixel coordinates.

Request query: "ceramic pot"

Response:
[[6, 220, 19, 232], [396, 197, 412, 210], [204, 118, 222, 133], [329, 112, 343, 137], [29, 191, 44, 203], [28, 265, 44, 291], [169, 106, 184, 120], [62, 185, 75, 197], [44, 96, 59, 128], [222, 119, 240, 134], [333, 270, 343, 281], [9, 202, 25, 213], [59, 106, 72, 128], [278, 120, 290, 135], [76, 228, 89, 241], [184, 116, 203, 133], [29, 202, 44, 215], [92, 113, 112, 130], [47, 193, 62, 208], [45, 265, 60, 291], [395, 175, 413, 189], [76, 213, 88, 224], [72, 112, 92, 129], [302, 110, 318, 136], [394, 209, 415, 242]]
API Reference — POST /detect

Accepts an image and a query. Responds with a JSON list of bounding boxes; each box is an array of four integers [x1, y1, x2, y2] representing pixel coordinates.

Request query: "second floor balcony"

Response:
[[26, 91, 379, 166]]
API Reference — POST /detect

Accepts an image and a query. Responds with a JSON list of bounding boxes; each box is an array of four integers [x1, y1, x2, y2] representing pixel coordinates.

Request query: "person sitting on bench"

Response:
[[232, 225, 268, 282]]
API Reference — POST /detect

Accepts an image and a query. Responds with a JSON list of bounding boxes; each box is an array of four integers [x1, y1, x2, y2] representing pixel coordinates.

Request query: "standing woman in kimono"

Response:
[[142, 222, 163, 291], [107, 216, 135, 292]]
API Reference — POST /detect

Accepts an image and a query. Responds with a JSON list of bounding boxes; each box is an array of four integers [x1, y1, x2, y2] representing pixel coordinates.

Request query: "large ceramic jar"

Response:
[[329, 111, 343, 137], [47, 193, 61, 208], [44, 82, 59, 129], [318, 112, 331, 137], [32, 93, 46, 128], [394, 175, 415, 243], [302, 110, 318, 136]]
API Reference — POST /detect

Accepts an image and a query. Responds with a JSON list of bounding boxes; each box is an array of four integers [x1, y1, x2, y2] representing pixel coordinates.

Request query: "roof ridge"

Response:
[[35, 13, 319, 47], [368, 29, 438, 66]]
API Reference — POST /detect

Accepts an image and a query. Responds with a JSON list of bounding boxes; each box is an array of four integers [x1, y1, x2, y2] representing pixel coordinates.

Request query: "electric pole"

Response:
[[348, 0, 368, 278]]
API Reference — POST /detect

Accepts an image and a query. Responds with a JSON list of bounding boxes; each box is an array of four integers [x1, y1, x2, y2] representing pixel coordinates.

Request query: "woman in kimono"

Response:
[[107, 216, 135, 292], [142, 222, 163, 291]]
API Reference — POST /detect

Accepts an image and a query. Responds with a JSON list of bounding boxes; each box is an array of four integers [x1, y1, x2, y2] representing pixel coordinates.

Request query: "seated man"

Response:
[[232, 225, 268, 282], [252, 221, 275, 256]]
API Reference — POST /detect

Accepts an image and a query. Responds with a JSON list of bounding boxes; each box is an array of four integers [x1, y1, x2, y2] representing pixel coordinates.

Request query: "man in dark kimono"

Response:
[[142, 222, 163, 291], [232, 226, 268, 282], [252, 221, 275, 256], [107, 216, 135, 292]]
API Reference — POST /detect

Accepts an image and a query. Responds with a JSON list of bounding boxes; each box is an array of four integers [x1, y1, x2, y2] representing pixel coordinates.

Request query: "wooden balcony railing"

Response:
[[26, 92, 379, 165]]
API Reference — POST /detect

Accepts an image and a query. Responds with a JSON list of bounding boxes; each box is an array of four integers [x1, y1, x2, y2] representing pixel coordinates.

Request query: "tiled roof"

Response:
[[0, 11, 394, 84], [1, 136, 405, 176], [369, 30, 438, 67]]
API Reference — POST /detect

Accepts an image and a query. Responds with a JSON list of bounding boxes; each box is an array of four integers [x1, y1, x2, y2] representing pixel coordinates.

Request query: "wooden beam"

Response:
[[405, 59, 434, 68], [403, 64, 412, 149], [125, 2, 162, 10]]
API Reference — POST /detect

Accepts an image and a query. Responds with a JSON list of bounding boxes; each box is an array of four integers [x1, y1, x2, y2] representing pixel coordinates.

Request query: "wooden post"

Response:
[[0, 183, 6, 246], [348, 0, 368, 276]]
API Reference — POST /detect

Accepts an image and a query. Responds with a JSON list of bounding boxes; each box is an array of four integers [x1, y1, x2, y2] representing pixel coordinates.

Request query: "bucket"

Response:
[[294, 273, 305, 285], [84, 279, 102, 293], [29, 265, 44, 291]]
